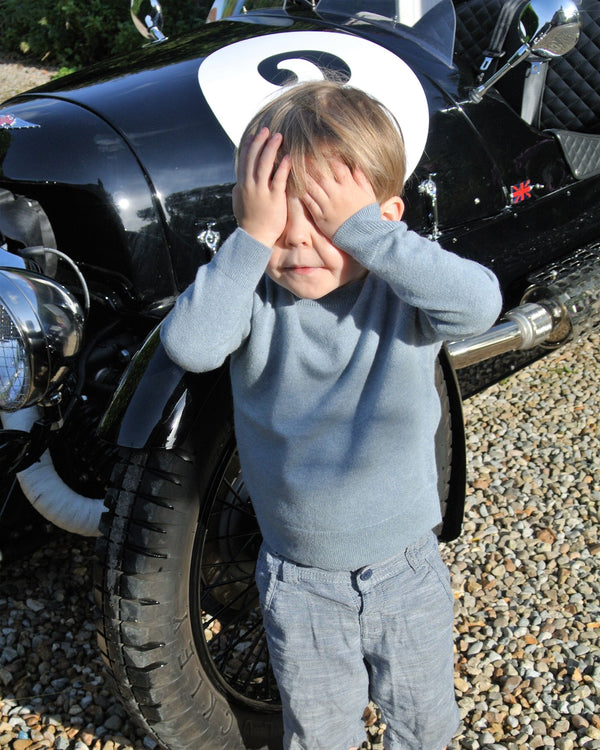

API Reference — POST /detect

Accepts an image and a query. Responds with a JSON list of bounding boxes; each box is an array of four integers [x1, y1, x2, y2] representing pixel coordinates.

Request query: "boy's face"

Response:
[[266, 193, 367, 300]]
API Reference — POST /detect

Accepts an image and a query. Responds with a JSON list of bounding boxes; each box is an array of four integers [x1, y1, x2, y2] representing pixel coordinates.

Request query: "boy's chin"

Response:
[[271, 277, 336, 299], [267, 267, 366, 300], [272, 277, 362, 300]]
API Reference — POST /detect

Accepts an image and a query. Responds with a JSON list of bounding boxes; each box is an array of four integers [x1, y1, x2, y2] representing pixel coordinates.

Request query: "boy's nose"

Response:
[[282, 196, 311, 248]]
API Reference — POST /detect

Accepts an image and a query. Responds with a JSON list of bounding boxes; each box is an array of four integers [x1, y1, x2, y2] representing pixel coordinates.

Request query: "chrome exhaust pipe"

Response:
[[447, 301, 557, 369], [448, 244, 600, 370]]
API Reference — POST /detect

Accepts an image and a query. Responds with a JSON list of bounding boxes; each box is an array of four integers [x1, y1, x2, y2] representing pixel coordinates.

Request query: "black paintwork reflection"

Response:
[[0, 10, 597, 309], [404, 106, 506, 232], [461, 97, 572, 195], [445, 175, 600, 304], [163, 185, 238, 290], [0, 97, 174, 304], [14, 16, 470, 292]]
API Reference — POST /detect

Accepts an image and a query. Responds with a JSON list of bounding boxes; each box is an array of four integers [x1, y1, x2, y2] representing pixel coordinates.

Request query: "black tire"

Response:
[[94, 394, 283, 750], [94, 356, 464, 750]]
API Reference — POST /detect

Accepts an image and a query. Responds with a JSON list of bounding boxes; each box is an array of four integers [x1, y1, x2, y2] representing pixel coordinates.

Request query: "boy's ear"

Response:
[[380, 196, 405, 222]]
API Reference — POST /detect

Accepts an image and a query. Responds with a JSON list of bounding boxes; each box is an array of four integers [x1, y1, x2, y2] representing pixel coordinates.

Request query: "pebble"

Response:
[[0, 530, 152, 750], [0, 56, 57, 102], [445, 334, 600, 750], [0, 67, 599, 750]]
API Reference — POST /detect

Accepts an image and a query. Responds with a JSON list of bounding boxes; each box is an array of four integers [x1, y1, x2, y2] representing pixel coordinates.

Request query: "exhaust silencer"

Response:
[[448, 244, 600, 369]]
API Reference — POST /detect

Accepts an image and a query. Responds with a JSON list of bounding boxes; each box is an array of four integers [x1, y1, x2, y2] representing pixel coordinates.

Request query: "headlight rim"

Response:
[[0, 267, 84, 412]]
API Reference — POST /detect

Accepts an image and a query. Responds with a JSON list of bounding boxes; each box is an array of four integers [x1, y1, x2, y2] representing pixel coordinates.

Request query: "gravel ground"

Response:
[[445, 333, 600, 750], [0, 56, 57, 101], [0, 59, 599, 750]]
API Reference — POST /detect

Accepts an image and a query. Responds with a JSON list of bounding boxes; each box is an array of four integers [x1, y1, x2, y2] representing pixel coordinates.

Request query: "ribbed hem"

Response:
[[256, 509, 442, 572]]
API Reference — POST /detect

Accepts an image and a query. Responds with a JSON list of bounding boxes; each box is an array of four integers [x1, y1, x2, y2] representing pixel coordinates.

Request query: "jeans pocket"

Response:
[[255, 546, 280, 614], [425, 550, 455, 609]]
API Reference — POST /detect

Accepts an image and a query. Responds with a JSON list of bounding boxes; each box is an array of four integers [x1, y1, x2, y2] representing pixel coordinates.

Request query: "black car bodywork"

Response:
[[0, 1, 599, 748]]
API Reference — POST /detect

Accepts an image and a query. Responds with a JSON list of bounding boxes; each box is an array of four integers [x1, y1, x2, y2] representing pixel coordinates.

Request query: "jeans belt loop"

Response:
[[280, 558, 297, 583], [405, 532, 431, 572]]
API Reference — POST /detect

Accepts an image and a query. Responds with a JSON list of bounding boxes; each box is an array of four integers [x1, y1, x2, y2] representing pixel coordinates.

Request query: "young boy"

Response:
[[161, 81, 502, 750]]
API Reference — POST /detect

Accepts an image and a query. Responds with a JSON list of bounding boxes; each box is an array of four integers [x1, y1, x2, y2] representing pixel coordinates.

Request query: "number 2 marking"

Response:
[[198, 30, 429, 180]]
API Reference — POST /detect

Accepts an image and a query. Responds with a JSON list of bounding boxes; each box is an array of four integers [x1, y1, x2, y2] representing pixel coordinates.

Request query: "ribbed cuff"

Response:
[[212, 228, 273, 288], [333, 203, 404, 266]]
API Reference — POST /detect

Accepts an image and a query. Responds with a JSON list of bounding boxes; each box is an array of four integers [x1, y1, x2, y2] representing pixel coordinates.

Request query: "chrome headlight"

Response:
[[0, 268, 84, 411]]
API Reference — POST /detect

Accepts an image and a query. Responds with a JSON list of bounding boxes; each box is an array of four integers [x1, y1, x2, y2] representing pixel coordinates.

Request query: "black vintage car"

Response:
[[0, 0, 599, 748]]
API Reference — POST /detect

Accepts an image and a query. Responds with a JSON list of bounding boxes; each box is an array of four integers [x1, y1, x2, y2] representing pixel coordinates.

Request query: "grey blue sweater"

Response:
[[161, 204, 502, 570]]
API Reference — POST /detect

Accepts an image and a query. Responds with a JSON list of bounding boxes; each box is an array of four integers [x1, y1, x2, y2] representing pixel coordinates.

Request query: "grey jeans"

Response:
[[255, 531, 460, 750]]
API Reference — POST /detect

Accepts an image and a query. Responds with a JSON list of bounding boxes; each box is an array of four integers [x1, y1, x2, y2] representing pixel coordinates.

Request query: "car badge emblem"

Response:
[[0, 114, 40, 130], [511, 180, 532, 204], [197, 221, 221, 257]]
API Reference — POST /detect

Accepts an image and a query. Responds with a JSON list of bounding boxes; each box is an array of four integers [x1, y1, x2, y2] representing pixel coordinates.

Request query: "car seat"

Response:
[[453, 0, 600, 134]]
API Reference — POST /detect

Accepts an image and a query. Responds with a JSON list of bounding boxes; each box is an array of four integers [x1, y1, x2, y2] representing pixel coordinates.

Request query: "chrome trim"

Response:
[[418, 174, 441, 241], [0, 268, 84, 410], [469, 0, 580, 104], [447, 303, 555, 369], [131, 0, 167, 42], [448, 244, 600, 369]]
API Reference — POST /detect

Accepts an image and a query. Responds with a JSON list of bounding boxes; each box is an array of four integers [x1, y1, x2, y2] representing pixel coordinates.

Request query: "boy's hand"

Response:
[[233, 127, 291, 248], [302, 160, 377, 239]]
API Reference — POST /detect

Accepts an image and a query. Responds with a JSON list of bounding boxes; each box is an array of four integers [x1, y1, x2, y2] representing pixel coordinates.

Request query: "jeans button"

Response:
[[359, 568, 372, 581]]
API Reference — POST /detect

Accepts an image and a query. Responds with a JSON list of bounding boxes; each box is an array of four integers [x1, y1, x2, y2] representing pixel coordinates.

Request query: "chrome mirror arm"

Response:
[[468, 0, 580, 105], [470, 43, 530, 103]]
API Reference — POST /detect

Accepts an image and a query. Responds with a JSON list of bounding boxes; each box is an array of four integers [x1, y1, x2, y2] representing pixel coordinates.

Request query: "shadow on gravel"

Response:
[[0, 532, 149, 749]]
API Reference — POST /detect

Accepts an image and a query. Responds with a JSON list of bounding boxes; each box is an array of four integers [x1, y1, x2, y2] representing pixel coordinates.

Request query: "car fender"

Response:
[[98, 324, 229, 450], [437, 344, 467, 542]]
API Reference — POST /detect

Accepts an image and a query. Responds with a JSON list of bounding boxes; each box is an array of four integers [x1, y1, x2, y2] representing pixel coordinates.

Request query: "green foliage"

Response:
[[0, 0, 212, 69]]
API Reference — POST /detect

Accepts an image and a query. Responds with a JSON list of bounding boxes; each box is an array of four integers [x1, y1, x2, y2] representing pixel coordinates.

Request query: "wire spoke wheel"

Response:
[[192, 440, 281, 707]]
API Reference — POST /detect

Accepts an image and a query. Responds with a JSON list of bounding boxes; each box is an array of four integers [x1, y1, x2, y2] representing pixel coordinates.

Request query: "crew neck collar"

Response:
[[294, 276, 367, 309]]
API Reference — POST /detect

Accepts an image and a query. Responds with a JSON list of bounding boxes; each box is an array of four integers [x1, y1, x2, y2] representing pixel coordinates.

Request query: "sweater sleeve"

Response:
[[160, 228, 273, 372], [333, 203, 503, 340]]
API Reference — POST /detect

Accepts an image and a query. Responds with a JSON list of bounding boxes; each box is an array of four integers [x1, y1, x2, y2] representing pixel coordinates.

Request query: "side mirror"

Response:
[[206, 0, 247, 22], [131, 0, 167, 42], [520, 0, 581, 57], [469, 0, 580, 103]]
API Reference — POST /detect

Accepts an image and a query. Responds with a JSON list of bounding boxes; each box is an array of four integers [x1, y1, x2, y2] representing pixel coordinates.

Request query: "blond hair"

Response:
[[239, 80, 406, 201]]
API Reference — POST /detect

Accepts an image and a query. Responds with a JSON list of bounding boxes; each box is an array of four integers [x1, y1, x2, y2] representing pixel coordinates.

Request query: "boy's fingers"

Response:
[[236, 134, 255, 182], [329, 159, 352, 183], [303, 172, 328, 205], [301, 191, 329, 229], [301, 189, 317, 210], [271, 153, 292, 191], [255, 131, 284, 185], [353, 166, 376, 194], [301, 195, 322, 226], [245, 127, 271, 182]]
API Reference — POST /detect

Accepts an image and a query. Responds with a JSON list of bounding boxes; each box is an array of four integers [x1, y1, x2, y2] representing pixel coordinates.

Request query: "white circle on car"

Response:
[[198, 30, 429, 181]]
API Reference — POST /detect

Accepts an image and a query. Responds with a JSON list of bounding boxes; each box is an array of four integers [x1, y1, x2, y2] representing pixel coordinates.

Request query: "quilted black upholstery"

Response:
[[454, 0, 511, 73], [550, 129, 600, 178], [453, 0, 600, 134], [541, 4, 600, 134]]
